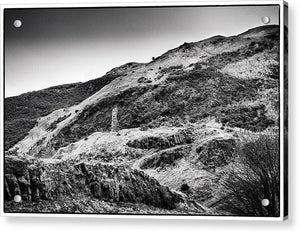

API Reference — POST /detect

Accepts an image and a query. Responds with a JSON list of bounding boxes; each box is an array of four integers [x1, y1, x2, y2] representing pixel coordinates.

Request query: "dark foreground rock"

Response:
[[4, 155, 183, 212]]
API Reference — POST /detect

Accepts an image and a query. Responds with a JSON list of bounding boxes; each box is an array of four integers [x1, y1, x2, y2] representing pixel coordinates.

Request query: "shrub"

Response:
[[137, 77, 152, 83], [139, 125, 149, 131], [160, 65, 183, 75], [214, 134, 280, 216], [249, 41, 256, 48], [47, 113, 71, 131], [193, 62, 202, 71], [180, 183, 190, 192]]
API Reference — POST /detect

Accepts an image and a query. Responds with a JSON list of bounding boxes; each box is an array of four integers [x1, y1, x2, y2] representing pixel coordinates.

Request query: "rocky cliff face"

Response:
[[4, 25, 280, 215], [4, 155, 183, 212]]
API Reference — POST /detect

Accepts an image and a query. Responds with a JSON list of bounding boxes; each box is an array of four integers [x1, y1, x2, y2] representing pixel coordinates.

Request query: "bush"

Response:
[[160, 65, 183, 75], [180, 183, 190, 192], [214, 134, 280, 216], [137, 77, 152, 83], [139, 125, 149, 131]]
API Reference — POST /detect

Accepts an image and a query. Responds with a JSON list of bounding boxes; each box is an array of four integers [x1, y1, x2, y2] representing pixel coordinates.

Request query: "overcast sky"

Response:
[[4, 5, 279, 97]]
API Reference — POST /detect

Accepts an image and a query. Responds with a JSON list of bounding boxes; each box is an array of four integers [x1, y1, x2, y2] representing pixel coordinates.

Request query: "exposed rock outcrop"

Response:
[[140, 145, 191, 169], [127, 129, 193, 150], [4, 155, 182, 210]]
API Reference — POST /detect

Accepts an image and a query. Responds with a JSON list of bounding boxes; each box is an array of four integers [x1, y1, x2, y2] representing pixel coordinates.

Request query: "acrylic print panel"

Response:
[[1, 2, 287, 220]]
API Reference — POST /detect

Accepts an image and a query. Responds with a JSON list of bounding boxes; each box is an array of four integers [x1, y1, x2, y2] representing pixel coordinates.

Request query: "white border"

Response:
[[0, 0, 287, 221]]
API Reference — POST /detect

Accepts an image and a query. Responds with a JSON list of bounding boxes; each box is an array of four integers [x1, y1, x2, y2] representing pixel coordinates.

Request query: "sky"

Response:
[[4, 5, 279, 97]]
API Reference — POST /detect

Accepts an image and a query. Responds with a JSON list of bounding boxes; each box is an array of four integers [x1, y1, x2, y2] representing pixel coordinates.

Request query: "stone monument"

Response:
[[111, 106, 119, 132]]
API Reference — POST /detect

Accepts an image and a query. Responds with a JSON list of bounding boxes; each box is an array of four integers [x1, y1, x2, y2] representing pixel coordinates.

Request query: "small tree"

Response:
[[214, 134, 280, 216]]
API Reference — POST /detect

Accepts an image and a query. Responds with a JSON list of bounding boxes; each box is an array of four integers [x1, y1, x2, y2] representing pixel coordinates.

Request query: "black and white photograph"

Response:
[[1, 3, 287, 219]]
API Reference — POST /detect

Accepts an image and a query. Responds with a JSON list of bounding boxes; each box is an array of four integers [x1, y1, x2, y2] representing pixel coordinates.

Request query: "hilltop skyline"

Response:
[[4, 5, 279, 97]]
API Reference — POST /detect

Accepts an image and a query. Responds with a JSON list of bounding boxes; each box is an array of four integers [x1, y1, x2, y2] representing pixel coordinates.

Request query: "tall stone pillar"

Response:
[[111, 106, 119, 132]]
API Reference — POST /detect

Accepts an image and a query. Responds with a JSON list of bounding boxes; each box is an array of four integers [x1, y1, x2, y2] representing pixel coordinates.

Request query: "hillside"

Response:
[[4, 25, 280, 216], [4, 62, 144, 150]]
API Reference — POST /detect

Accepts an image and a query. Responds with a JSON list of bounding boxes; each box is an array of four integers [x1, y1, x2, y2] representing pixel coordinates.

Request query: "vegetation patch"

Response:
[[206, 31, 279, 69], [47, 113, 71, 131], [160, 65, 183, 75], [137, 77, 152, 83], [217, 104, 275, 131], [195, 138, 236, 171], [4, 119, 36, 151]]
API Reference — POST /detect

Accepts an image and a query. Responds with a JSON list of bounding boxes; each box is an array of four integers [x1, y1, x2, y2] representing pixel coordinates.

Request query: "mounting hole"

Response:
[[261, 16, 270, 24], [14, 195, 22, 203], [261, 198, 270, 207], [13, 19, 22, 28]]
